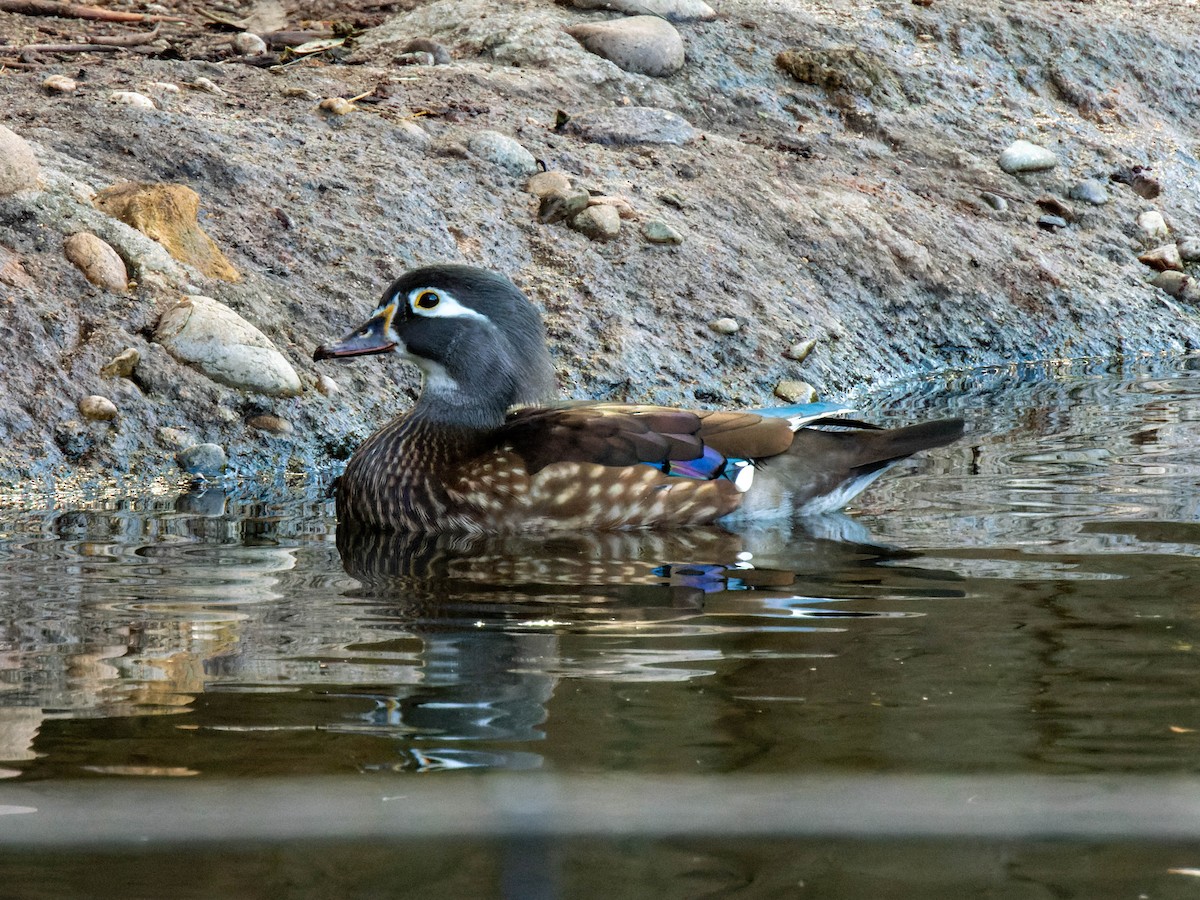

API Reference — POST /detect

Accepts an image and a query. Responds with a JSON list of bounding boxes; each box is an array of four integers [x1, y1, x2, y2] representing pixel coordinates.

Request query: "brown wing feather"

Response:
[[694, 410, 795, 460], [500, 404, 707, 475]]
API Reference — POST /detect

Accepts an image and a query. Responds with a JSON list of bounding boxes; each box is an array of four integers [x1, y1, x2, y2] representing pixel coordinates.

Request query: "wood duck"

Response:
[[314, 264, 964, 533]]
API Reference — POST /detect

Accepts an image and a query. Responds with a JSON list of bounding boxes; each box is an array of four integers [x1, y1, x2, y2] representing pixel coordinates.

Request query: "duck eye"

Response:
[[414, 290, 440, 311]]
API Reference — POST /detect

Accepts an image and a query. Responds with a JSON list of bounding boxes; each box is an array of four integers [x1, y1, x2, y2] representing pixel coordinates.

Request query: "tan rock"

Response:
[[1139, 243, 1182, 272], [526, 171, 572, 197], [95, 182, 241, 282], [63, 232, 128, 292], [247, 413, 294, 435], [774, 380, 818, 403], [570, 204, 622, 241], [100, 348, 140, 378], [78, 395, 118, 421]]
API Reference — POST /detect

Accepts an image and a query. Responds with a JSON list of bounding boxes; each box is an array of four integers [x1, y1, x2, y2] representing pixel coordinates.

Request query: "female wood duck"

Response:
[[314, 264, 964, 533]]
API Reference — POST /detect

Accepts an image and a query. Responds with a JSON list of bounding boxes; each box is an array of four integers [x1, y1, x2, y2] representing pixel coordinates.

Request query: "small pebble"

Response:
[[145, 81, 180, 93], [980, 192, 1008, 212], [401, 38, 451, 65], [642, 220, 683, 245], [998, 139, 1057, 174], [432, 138, 470, 158], [319, 97, 355, 116], [467, 130, 538, 175], [247, 413, 294, 435], [1139, 243, 1183, 271], [156, 426, 195, 450], [232, 32, 267, 55], [538, 188, 590, 224], [78, 395, 118, 422], [63, 232, 128, 292], [189, 77, 225, 95], [282, 87, 320, 100], [589, 195, 637, 219], [784, 338, 817, 363], [1136, 210, 1170, 243], [566, 15, 685, 77], [709, 317, 739, 335], [42, 74, 77, 93], [570, 204, 621, 241], [1067, 179, 1109, 205], [567, 0, 715, 21], [1037, 215, 1067, 231], [1177, 237, 1200, 262], [774, 380, 818, 404], [100, 348, 140, 379], [315, 374, 339, 396], [526, 170, 572, 197], [1152, 270, 1190, 298], [177, 442, 227, 476], [0, 126, 40, 196], [1036, 196, 1074, 221], [110, 91, 156, 109], [659, 190, 688, 209], [395, 51, 435, 66]]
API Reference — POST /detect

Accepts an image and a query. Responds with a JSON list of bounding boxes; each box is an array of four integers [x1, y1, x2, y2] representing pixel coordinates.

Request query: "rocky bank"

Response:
[[1, 0, 1199, 489]]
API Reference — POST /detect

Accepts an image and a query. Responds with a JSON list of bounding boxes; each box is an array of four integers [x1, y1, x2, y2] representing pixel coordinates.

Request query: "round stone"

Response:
[[565, 15, 685, 77], [784, 339, 817, 363], [998, 140, 1057, 174], [980, 192, 1008, 211], [566, 0, 714, 20], [467, 131, 537, 176], [570, 204, 621, 241], [1151, 270, 1190, 297], [1137, 210, 1170, 243], [177, 442, 227, 476], [709, 318, 739, 335], [526, 171, 572, 197], [110, 91, 157, 109], [316, 374, 340, 396], [78, 395, 118, 421], [232, 32, 267, 55], [1068, 179, 1109, 205], [247, 413, 294, 435], [1177, 237, 1200, 262]]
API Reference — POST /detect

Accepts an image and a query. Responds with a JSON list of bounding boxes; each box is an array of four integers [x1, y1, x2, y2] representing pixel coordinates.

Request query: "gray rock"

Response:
[[156, 427, 196, 450], [78, 395, 118, 422], [565, 16, 685, 77], [642, 220, 683, 245], [63, 232, 128, 293], [998, 139, 1057, 174], [154, 294, 302, 397], [177, 442, 227, 476], [401, 38, 451, 65], [567, 0, 715, 21], [1037, 215, 1067, 230], [1139, 243, 1183, 271], [1177, 237, 1200, 262], [980, 192, 1008, 211], [570, 204, 622, 241], [565, 107, 698, 145], [0, 125, 39, 195], [1137, 210, 1170, 243], [774, 380, 818, 403], [100, 348, 140, 379], [1151, 270, 1191, 297], [709, 317, 739, 335], [467, 131, 538, 175], [1068, 179, 1109, 205]]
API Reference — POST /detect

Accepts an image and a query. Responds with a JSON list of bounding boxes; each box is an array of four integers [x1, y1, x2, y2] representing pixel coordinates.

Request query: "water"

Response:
[[4, 358, 1200, 897]]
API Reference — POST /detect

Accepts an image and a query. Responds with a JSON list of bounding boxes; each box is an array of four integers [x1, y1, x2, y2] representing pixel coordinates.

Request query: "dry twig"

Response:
[[0, 0, 186, 23]]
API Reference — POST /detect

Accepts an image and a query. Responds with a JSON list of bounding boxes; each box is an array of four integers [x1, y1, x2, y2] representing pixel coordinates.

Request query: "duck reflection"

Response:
[[333, 517, 961, 771]]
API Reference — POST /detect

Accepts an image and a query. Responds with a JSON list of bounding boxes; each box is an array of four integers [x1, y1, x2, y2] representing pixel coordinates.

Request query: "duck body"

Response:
[[315, 265, 963, 534]]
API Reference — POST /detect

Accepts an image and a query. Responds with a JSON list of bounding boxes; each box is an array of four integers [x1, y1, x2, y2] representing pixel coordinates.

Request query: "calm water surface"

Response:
[[4, 359, 1200, 898]]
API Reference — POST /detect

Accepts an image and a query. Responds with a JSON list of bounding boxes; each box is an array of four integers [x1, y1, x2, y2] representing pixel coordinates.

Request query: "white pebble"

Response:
[[190, 77, 225, 95], [316, 374, 340, 396], [998, 139, 1057, 174], [110, 91, 156, 109], [232, 32, 268, 55], [42, 74, 77, 93], [709, 318, 740, 335], [1137, 210, 1170, 243]]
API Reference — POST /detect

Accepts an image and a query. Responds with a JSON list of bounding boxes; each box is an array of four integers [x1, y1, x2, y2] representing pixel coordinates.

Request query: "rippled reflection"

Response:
[[1, 359, 1200, 783]]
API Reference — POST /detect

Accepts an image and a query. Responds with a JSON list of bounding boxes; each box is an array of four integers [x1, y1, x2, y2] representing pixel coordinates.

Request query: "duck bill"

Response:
[[313, 306, 398, 361]]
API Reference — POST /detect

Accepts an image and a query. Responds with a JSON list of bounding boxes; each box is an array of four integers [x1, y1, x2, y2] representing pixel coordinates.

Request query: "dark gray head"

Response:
[[314, 264, 557, 426]]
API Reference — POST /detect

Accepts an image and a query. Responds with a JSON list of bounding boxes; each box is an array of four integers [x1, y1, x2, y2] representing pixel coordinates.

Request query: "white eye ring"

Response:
[[406, 287, 488, 321]]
